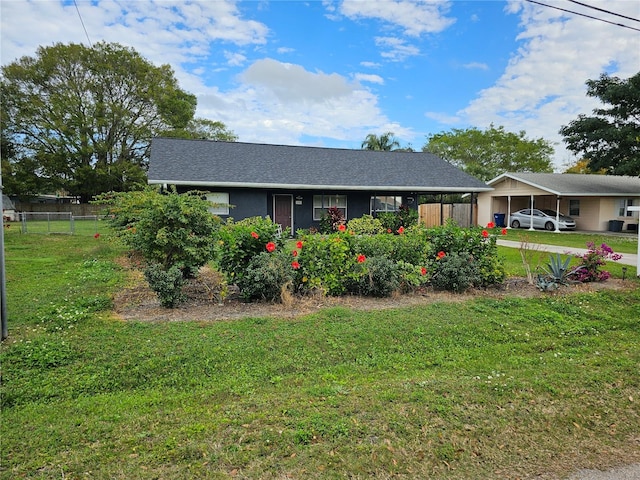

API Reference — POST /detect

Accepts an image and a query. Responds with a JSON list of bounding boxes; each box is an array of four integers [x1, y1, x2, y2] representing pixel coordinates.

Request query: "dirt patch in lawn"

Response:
[[112, 261, 632, 323]]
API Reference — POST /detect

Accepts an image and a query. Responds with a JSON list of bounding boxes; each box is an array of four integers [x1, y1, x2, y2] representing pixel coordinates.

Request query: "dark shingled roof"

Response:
[[148, 138, 491, 193], [490, 172, 640, 196]]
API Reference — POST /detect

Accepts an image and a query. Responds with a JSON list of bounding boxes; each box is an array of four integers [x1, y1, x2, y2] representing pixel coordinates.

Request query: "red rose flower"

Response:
[[357, 254, 366, 263], [296, 241, 303, 249], [251, 231, 259, 239], [291, 261, 300, 269], [501, 228, 508, 235], [487, 222, 495, 229], [421, 267, 427, 275], [266, 242, 276, 252], [437, 251, 446, 259], [338, 224, 346, 232], [482, 230, 489, 238], [397, 226, 405, 234]]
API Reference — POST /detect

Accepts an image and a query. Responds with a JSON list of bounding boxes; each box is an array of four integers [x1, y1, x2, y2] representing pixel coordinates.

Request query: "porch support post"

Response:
[[507, 195, 512, 229], [528, 194, 535, 231], [440, 193, 444, 226], [469, 192, 474, 227], [627, 206, 640, 277], [554, 196, 561, 233]]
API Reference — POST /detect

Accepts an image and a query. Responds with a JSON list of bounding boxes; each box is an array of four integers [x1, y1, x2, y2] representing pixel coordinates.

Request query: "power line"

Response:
[[524, 0, 640, 32], [73, 0, 93, 48], [566, 0, 640, 24]]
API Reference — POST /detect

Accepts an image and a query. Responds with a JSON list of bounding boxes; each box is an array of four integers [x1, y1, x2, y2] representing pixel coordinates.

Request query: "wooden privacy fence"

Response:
[[418, 203, 476, 228]]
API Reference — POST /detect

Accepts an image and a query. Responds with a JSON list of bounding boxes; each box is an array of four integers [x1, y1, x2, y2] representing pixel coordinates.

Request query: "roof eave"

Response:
[[148, 179, 493, 193]]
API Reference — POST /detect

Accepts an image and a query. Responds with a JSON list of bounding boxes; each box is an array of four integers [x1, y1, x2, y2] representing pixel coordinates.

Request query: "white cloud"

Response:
[[462, 62, 489, 71], [458, 0, 640, 169], [224, 51, 247, 67], [354, 73, 384, 84], [191, 58, 406, 145], [277, 47, 295, 54], [375, 36, 420, 62], [338, 0, 455, 36], [360, 61, 382, 68]]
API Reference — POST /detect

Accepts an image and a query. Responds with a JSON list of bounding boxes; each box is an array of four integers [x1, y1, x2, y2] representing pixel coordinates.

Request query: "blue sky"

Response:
[[1, 0, 639, 170]]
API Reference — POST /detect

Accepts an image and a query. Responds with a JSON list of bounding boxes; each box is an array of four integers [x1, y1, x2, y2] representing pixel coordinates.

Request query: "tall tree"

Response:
[[361, 132, 401, 151], [162, 118, 238, 141], [560, 72, 640, 176], [1, 42, 197, 201], [423, 125, 554, 181]]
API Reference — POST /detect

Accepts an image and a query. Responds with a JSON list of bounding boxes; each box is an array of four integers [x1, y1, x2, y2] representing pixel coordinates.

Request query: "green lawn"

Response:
[[1, 229, 639, 479], [501, 228, 637, 254]]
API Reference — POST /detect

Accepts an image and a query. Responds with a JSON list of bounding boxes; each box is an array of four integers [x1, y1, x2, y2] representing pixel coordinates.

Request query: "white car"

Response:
[[510, 209, 576, 231]]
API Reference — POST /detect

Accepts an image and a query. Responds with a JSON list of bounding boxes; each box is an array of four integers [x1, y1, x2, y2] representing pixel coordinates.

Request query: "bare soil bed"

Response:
[[112, 263, 630, 322]]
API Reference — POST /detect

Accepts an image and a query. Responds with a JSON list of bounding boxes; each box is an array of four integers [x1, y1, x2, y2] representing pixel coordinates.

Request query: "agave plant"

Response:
[[536, 253, 579, 291]]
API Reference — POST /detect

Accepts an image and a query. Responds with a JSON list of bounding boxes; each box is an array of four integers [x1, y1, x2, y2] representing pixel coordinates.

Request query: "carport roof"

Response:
[[488, 173, 640, 196]]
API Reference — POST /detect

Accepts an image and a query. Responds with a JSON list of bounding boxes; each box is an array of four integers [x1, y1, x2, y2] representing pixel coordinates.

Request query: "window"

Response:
[[618, 198, 637, 217], [569, 199, 580, 217], [206, 193, 229, 215], [313, 195, 347, 221], [370, 195, 402, 214]]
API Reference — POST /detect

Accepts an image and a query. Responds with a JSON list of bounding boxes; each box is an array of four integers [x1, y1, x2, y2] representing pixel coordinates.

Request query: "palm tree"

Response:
[[361, 132, 401, 151]]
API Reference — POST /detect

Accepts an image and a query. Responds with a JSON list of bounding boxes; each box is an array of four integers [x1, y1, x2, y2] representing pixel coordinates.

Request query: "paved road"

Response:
[[496, 239, 638, 268], [567, 464, 640, 480]]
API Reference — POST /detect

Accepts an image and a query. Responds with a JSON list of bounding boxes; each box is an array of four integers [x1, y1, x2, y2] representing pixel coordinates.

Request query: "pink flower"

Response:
[[501, 228, 507, 235], [338, 224, 346, 232], [482, 230, 489, 238], [387, 229, 392, 233], [251, 231, 259, 239], [397, 226, 405, 234], [291, 260, 300, 269], [94, 233, 100, 239], [296, 241, 303, 249], [266, 242, 276, 252], [437, 251, 446, 259], [487, 222, 495, 229], [421, 267, 427, 276], [357, 254, 366, 263]]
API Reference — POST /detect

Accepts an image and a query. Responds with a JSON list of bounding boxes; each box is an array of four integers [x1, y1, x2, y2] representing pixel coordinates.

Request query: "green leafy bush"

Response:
[[236, 251, 295, 302], [429, 253, 480, 292], [295, 232, 358, 296], [100, 188, 221, 278], [354, 256, 400, 297], [144, 263, 186, 308], [319, 206, 345, 233], [346, 215, 385, 235], [425, 220, 505, 290], [216, 216, 286, 285]]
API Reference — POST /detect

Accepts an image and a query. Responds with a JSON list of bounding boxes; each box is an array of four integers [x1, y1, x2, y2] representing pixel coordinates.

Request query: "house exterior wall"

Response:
[[176, 185, 416, 230]]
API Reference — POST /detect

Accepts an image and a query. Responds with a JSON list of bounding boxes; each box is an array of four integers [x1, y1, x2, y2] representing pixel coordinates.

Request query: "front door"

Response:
[[274, 195, 293, 231]]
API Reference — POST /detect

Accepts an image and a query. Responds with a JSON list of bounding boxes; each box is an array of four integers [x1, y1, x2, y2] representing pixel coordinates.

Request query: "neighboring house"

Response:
[[2, 195, 18, 222], [148, 138, 491, 231], [477, 173, 640, 232]]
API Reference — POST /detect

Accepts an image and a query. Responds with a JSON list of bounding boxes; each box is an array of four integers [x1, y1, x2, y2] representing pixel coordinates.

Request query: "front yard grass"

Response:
[[1, 229, 639, 479]]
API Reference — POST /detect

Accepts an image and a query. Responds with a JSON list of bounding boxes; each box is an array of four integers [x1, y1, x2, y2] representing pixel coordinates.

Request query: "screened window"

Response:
[[370, 195, 402, 214], [313, 195, 347, 221], [206, 193, 230, 215], [618, 198, 637, 217], [569, 199, 580, 217]]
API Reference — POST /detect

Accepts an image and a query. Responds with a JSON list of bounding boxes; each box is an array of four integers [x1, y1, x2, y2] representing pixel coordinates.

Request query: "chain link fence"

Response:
[[19, 212, 106, 235]]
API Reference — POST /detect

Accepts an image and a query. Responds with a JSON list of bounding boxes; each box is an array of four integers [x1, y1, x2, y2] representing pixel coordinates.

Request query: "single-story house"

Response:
[[477, 172, 640, 232], [148, 138, 491, 231]]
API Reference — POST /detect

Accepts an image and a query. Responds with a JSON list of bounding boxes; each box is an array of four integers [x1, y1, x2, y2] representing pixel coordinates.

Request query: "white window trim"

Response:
[[313, 195, 347, 221]]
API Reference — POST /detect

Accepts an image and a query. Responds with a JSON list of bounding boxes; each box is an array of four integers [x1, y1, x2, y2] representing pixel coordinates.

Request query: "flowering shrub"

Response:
[[294, 231, 357, 295], [216, 216, 285, 285], [425, 220, 505, 290], [353, 256, 400, 297], [377, 204, 418, 232], [571, 242, 622, 282]]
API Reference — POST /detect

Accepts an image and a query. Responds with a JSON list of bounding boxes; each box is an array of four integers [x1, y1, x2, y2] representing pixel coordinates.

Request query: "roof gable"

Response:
[[488, 172, 640, 196], [148, 138, 491, 193]]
